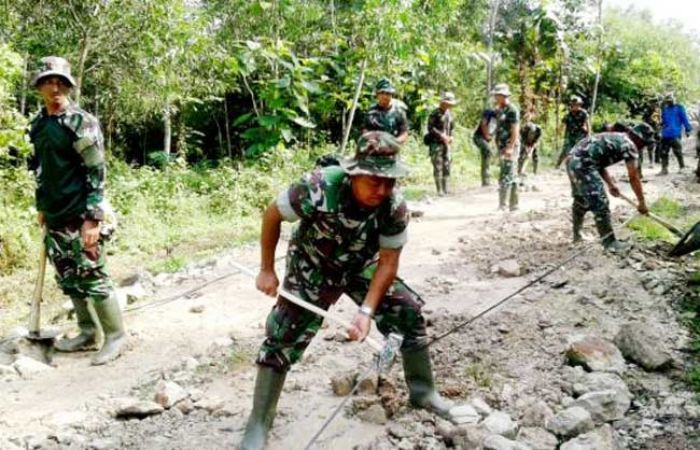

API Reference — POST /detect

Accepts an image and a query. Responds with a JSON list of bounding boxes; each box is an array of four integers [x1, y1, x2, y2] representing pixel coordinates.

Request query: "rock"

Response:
[[435, 418, 458, 441], [357, 373, 379, 395], [0, 351, 14, 365], [154, 380, 188, 409], [453, 424, 488, 449], [181, 356, 199, 371], [571, 390, 630, 423], [189, 305, 205, 314], [89, 437, 119, 450], [113, 397, 164, 419], [519, 400, 554, 427], [494, 259, 521, 278], [546, 406, 594, 438], [566, 335, 626, 374], [572, 372, 630, 398], [194, 396, 224, 413], [482, 411, 518, 439], [560, 424, 624, 450], [330, 371, 356, 396], [516, 427, 558, 450], [449, 404, 481, 425], [470, 397, 493, 416], [12, 356, 53, 378], [211, 336, 234, 347], [176, 398, 195, 414], [357, 404, 387, 425], [0, 364, 18, 378], [46, 410, 89, 430], [484, 434, 532, 450], [387, 422, 413, 439], [613, 322, 673, 371]]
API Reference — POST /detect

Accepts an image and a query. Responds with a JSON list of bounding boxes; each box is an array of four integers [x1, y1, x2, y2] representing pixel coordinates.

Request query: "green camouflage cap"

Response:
[[632, 122, 655, 145], [375, 78, 396, 95], [341, 131, 409, 178], [440, 91, 458, 105], [32, 56, 77, 87], [491, 83, 510, 97]]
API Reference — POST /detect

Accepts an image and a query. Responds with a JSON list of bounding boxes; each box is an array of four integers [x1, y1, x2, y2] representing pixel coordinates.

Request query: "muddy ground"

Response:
[[1, 143, 699, 450]]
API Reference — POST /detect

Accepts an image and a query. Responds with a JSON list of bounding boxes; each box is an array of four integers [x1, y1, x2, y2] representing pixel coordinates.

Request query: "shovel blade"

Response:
[[669, 221, 700, 257]]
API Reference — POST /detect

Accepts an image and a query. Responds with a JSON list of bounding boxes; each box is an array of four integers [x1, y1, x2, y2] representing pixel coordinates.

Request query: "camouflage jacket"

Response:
[[363, 102, 409, 138], [276, 166, 409, 278], [520, 122, 542, 147], [30, 104, 106, 228], [563, 109, 590, 142], [427, 107, 453, 143], [569, 132, 638, 171], [495, 102, 520, 150]]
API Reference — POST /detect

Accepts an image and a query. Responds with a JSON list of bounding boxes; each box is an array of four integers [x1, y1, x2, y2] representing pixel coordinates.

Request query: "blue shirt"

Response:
[[661, 104, 692, 139]]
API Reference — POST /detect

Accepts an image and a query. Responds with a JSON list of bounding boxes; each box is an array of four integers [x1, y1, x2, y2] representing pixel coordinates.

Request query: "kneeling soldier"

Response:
[[241, 132, 454, 449]]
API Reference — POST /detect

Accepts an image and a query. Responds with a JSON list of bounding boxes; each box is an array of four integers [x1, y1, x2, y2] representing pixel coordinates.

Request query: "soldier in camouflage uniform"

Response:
[[426, 92, 457, 195], [362, 78, 409, 144], [492, 84, 521, 211], [566, 123, 653, 251], [472, 107, 497, 186], [642, 99, 661, 168], [556, 96, 590, 169], [240, 132, 455, 450], [518, 114, 542, 177], [29, 57, 125, 366]]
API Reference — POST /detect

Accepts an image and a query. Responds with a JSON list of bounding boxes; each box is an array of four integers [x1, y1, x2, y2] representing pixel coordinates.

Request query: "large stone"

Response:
[[357, 404, 387, 425], [482, 411, 518, 439], [154, 380, 188, 409], [453, 424, 488, 449], [493, 259, 521, 278], [516, 427, 558, 450], [483, 434, 532, 450], [546, 406, 594, 438], [613, 322, 673, 371], [519, 400, 554, 427], [470, 397, 494, 416], [113, 397, 164, 419], [572, 372, 631, 398], [0, 351, 15, 365], [12, 355, 53, 378], [560, 425, 624, 450], [566, 335, 626, 374], [571, 390, 630, 424], [330, 371, 356, 396], [449, 404, 481, 425]]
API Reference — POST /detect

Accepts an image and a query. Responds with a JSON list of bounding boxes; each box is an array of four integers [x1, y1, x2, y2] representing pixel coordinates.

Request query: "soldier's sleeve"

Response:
[[276, 170, 322, 222], [379, 195, 409, 249], [397, 108, 409, 136], [427, 110, 441, 139], [73, 112, 106, 222]]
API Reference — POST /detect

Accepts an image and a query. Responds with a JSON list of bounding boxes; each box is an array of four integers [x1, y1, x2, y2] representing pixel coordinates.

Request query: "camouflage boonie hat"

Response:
[[341, 131, 409, 179], [570, 95, 584, 105], [375, 78, 397, 95], [440, 91, 458, 105], [31, 56, 77, 87], [490, 83, 510, 97]]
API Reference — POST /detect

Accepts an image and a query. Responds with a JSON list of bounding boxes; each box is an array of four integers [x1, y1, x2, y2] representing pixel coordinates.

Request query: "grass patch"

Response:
[[627, 196, 686, 242], [650, 196, 685, 219], [463, 362, 493, 388]]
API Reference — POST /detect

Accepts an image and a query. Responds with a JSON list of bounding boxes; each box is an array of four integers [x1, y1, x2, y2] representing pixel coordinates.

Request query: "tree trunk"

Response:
[[340, 59, 367, 155], [223, 96, 233, 159], [163, 106, 172, 156], [74, 33, 90, 106], [485, 0, 500, 106], [590, 0, 604, 118], [20, 54, 28, 115]]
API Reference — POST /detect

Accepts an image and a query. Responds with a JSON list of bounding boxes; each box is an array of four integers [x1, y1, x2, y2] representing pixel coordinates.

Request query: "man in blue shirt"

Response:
[[659, 92, 692, 175]]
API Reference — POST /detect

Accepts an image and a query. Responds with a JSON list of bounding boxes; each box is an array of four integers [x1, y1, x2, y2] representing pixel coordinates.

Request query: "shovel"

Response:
[[617, 193, 684, 237], [24, 227, 59, 363], [669, 221, 700, 257], [230, 261, 402, 371]]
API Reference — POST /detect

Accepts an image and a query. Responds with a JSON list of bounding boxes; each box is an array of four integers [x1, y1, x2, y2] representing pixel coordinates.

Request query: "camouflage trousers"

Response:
[[658, 137, 684, 169], [45, 218, 114, 301], [256, 262, 427, 372], [498, 155, 519, 190], [429, 143, 451, 179], [566, 162, 610, 231], [473, 135, 492, 186], [518, 143, 539, 175], [556, 137, 578, 167]]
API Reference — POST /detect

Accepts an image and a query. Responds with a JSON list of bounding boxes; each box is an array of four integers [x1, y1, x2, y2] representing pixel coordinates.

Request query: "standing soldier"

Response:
[[642, 98, 661, 168], [240, 132, 458, 450], [492, 84, 520, 211], [556, 96, 590, 169], [426, 92, 457, 196], [362, 78, 409, 144], [518, 113, 542, 178], [566, 123, 654, 251], [29, 57, 125, 365], [658, 92, 693, 175], [472, 106, 497, 187]]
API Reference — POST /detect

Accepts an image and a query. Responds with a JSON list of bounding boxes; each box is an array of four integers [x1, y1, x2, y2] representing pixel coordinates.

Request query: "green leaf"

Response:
[[232, 113, 254, 127], [291, 116, 316, 128]]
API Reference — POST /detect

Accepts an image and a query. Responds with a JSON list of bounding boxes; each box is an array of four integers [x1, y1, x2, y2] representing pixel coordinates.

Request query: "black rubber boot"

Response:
[[55, 297, 97, 352], [240, 366, 287, 450], [402, 348, 453, 418], [90, 293, 127, 365]]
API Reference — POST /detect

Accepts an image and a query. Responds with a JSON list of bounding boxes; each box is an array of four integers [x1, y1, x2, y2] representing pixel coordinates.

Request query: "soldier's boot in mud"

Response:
[[572, 208, 586, 243], [673, 147, 685, 170], [498, 188, 507, 211], [55, 296, 97, 352], [509, 185, 519, 212], [532, 158, 539, 175], [240, 366, 287, 450], [441, 177, 450, 195], [402, 347, 454, 419], [596, 218, 629, 253], [91, 293, 127, 366], [434, 176, 443, 196]]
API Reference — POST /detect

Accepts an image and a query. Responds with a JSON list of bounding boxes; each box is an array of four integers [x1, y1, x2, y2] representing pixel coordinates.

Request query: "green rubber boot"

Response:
[[498, 188, 507, 210], [240, 366, 287, 450], [402, 348, 453, 418], [90, 293, 126, 366], [595, 217, 629, 252], [572, 207, 586, 243], [442, 177, 450, 195], [509, 185, 519, 211], [55, 297, 97, 352], [434, 176, 443, 196]]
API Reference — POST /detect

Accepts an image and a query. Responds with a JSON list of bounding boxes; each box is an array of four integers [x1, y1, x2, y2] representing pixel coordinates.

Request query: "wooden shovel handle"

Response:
[[618, 193, 684, 237]]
